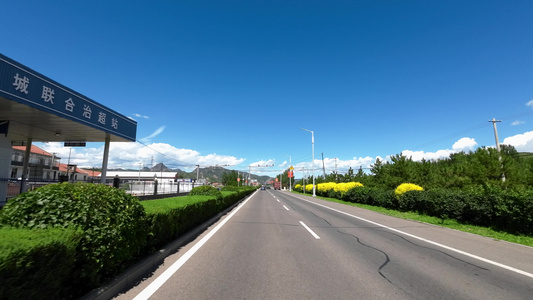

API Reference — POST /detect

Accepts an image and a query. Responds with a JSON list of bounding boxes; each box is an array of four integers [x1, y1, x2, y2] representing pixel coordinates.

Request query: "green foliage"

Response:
[[221, 170, 246, 186], [364, 146, 533, 190], [143, 197, 218, 249], [0, 227, 81, 300], [143, 188, 255, 250], [220, 185, 240, 191], [0, 182, 147, 291], [189, 185, 223, 199], [0, 183, 256, 298], [296, 181, 533, 235]]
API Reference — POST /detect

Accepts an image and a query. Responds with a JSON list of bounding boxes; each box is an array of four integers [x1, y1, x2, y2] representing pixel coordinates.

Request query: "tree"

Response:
[[222, 170, 243, 186]]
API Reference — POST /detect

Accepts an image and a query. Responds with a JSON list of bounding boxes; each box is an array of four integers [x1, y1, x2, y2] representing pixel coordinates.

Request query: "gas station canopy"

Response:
[[0, 54, 136, 143]]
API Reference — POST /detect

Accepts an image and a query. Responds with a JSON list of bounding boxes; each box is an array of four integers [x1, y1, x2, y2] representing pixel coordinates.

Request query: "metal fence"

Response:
[[120, 180, 199, 196], [2, 178, 202, 206]]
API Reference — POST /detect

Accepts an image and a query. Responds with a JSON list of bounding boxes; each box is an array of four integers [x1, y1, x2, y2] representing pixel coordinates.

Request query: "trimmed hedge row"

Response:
[[0, 183, 256, 299], [0, 227, 81, 300], [319, 186, 533, 235], [0, 183, 147, 292], [143, 188, 253, 250]]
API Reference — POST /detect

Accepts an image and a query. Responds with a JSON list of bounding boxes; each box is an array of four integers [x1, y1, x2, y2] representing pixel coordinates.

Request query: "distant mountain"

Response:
[[97, 164, 272, 184], [176, 166, 271, 184], [150, 163, 172, 172]]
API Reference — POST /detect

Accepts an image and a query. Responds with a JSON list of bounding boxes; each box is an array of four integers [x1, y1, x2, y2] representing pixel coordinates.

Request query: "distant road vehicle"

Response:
[[273, 181, 281, 190]]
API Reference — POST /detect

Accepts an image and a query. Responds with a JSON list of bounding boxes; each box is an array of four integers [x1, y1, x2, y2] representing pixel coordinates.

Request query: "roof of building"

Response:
[[58, 163, 98, 176], [12, 145, 53, 157]]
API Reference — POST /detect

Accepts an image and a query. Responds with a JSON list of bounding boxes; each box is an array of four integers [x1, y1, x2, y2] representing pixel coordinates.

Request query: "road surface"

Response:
[[115, 189, 533, 299]]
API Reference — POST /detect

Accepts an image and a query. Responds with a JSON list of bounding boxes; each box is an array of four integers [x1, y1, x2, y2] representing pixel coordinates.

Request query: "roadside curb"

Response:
[[80, 193, 254, 300]]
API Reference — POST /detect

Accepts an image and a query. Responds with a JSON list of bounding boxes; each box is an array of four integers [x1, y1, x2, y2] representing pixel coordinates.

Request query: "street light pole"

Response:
[[301, 128, 316, 197], [196, 165, 200, 183]]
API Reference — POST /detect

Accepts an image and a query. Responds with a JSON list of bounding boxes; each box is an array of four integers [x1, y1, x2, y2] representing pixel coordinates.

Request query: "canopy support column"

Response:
[[0, 135, 11, 205], [20, 138, 32, 193], [100, 135, 110, 184]]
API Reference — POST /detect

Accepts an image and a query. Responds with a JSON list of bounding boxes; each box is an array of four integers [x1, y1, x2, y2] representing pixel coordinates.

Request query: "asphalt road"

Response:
[[116, 189, 533, 299]]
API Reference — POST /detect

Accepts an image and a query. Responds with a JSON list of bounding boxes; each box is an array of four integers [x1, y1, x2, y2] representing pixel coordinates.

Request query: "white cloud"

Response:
[[452, 137, 477, 151], [140, 126, 166, 143], [527, 100, 533, 108], [249, 159, 276, 167], [36, 141, 245, 170], [402, 137, 477, 162], [133, 113, 150, 119], [291, 156, 375, 175], [511, 120, 525, 126], [401, 149, 454, 161], [502, 131, 533, 152]]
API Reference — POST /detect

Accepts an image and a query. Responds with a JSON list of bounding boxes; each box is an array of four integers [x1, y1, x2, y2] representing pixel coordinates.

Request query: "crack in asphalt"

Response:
[[295, 204, 489, 292], [306, 210, 333, 227], [372, 228, 490, 271], [286, 196, 490, 272], [336, 229, 394, 284], [293, 206, 397, 285]]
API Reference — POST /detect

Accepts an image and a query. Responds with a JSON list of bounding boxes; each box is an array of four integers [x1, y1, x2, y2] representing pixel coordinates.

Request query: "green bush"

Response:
[[189, 185, 223, 199], [142, 195, 215, 249], [220, 185, 240, 192], [143, 189, 255, 250], [0, 227, 81, 300], [0, 183, 147, 291]]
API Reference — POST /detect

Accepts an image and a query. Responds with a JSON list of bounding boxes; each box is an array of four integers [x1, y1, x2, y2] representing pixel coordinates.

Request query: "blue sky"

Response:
[[3, 0, 533, 177]]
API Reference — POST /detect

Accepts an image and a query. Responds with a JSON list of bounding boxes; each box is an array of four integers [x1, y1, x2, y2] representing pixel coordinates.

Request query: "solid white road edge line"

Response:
[[300, 221, 321, 239], [293, 194, 533, 279], [133, 190, 258, 300]]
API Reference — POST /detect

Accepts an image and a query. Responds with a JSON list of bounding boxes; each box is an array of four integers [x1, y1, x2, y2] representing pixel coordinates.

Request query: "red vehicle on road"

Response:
[[273, 181, 281, 190]]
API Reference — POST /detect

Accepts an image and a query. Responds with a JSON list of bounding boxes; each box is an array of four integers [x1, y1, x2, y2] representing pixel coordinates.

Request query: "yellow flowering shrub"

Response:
[[395, 183, 424, 198], [298, 182, 364, 196], [334, 182, 364, 193], [294, 184, 302, 190], [317, 182, 336, 193]]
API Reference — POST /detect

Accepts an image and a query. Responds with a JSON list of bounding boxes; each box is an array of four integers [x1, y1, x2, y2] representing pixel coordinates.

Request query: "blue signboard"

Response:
[[0, 54, 136, 141]]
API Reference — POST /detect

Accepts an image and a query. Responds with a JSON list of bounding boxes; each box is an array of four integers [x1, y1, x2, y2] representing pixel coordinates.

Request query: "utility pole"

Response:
[[335, 158, 338, 182], [489, 118, 502, 152], [489, 118, 505, 182], [322, 153, 326, 177]]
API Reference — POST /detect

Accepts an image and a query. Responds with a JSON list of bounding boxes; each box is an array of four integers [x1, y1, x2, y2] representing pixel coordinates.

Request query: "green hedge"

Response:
[[318, 186, 533, 235], [0, 227, 81, 300], [143, 187, 255, 250], [0, 185, 255, 299], [188, 185, 223, 199], [0, 183, 147, 294]]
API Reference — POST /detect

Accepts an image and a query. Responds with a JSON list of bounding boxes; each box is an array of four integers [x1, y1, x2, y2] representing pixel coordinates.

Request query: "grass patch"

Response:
[[296, 192, 533, 247]]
